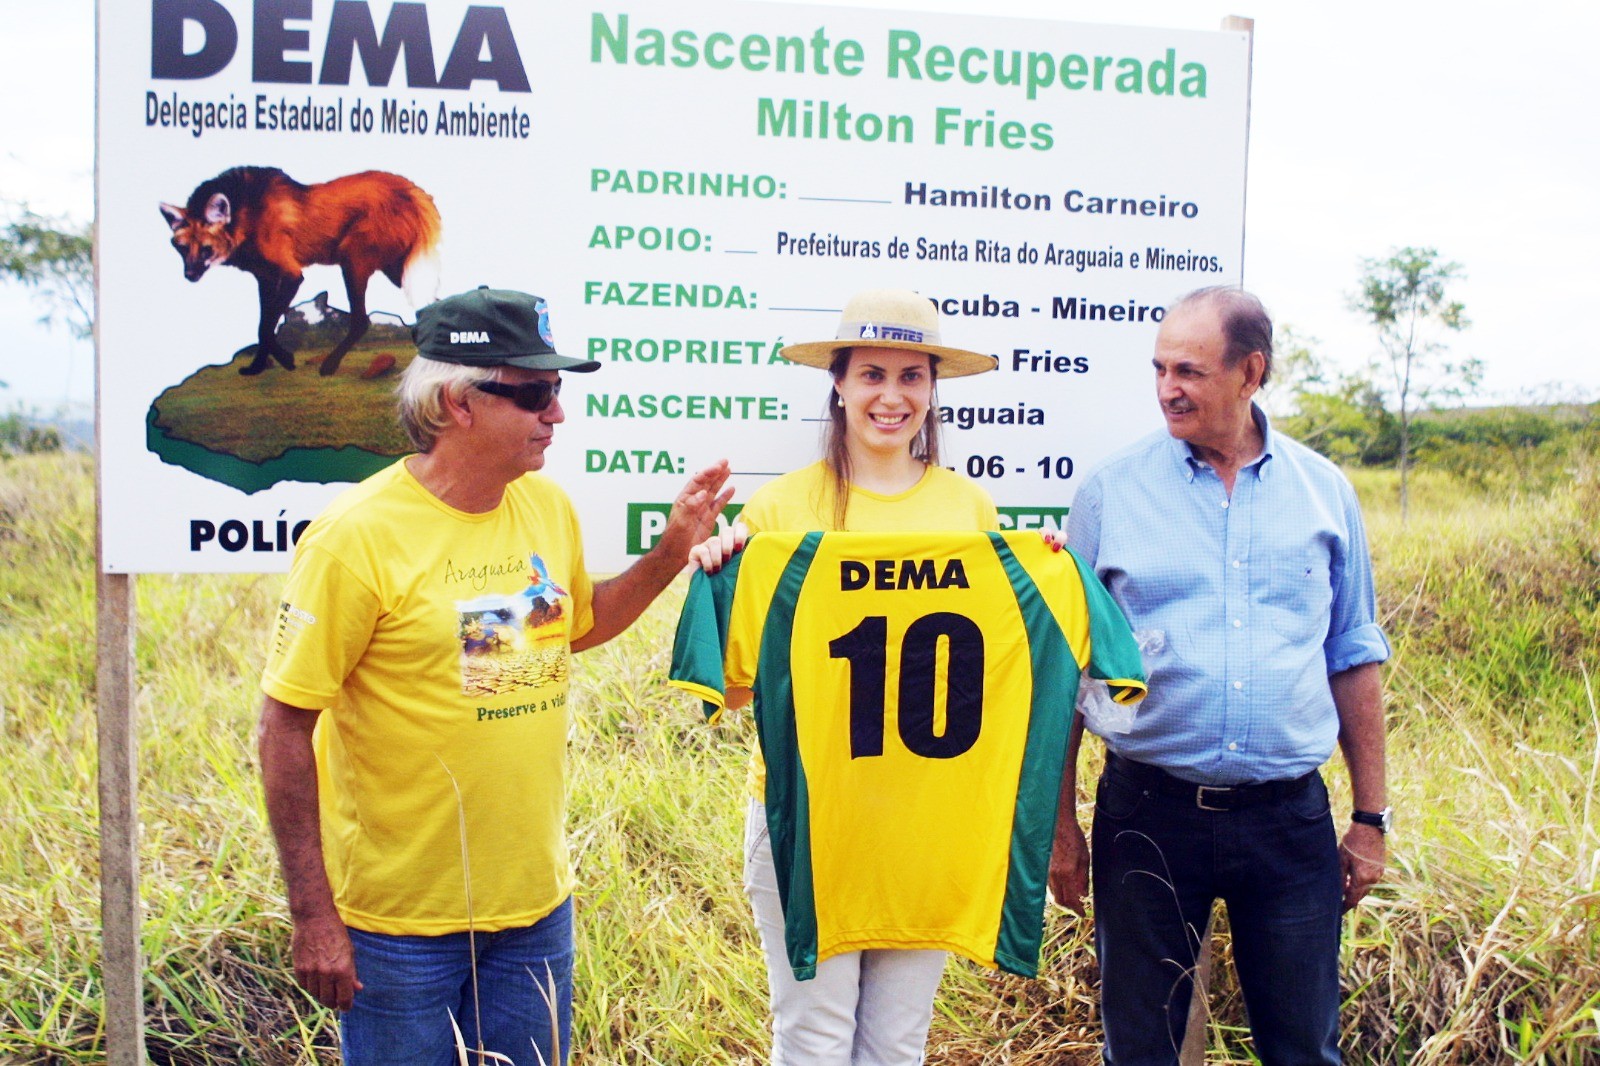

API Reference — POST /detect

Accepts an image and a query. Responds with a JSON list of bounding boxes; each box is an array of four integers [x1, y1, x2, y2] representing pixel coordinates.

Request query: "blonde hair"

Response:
[[396, 357, 500, 451]]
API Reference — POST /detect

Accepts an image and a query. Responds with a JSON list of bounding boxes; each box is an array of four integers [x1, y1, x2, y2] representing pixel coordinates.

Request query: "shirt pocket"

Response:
[[1261, 551, 1333, 646]]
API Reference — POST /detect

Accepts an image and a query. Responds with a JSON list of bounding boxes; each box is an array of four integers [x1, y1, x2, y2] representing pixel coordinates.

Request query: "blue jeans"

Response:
[[342, 897, 574, 1066], [1091, 757, 1343, 1066]]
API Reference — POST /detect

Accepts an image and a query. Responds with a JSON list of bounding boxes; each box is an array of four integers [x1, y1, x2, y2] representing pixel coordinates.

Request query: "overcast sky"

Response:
[[4, 0, 1597, 414]]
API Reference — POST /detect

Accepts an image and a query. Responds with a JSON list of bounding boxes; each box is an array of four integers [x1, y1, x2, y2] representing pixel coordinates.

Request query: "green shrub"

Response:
[[0, 408, 62, 455]]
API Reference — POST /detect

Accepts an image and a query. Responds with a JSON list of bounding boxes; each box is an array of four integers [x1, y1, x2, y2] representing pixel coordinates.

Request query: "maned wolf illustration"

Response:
[[160, 166, 441, 376]]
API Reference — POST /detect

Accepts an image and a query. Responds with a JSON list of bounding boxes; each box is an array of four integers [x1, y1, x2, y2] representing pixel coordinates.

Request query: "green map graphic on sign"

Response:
[[146, 294, 415, 493]]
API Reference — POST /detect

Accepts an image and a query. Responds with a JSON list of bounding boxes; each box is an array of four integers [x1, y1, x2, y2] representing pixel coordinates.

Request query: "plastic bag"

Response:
[[1076, 629, 1164, 735]]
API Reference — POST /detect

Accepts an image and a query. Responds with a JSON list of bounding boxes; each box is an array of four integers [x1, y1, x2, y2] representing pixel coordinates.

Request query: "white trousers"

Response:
[[744, 799, 946, 1066]]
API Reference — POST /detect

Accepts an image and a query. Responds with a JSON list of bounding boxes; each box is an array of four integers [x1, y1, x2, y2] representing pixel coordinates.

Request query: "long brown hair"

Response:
[[818, 348, 943, 530]]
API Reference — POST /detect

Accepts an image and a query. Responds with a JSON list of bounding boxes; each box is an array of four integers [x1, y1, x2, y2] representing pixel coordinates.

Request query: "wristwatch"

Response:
[[1351, 807, 1392, 834]]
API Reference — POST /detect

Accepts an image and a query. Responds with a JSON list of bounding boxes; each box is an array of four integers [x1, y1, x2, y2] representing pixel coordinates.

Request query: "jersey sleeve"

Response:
[[261, 540, 382, 710], [668, 551, 746, 723], [1066, 546, 1147, 705]]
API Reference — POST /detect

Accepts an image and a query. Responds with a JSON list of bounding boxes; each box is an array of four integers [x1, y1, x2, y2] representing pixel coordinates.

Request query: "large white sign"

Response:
[[98, 1, 1249, 572]]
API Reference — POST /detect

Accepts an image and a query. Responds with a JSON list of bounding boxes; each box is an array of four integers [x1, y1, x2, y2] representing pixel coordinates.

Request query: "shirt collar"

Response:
[[1166, 402, 1278, 483]]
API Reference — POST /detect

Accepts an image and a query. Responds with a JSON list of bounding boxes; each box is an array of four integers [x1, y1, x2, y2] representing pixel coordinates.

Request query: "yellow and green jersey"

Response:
[[670, 531, 1145, 979]]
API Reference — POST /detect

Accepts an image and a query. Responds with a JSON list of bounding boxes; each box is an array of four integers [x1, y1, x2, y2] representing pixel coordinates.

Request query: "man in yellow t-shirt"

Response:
[[257, 287, 731, 1066]]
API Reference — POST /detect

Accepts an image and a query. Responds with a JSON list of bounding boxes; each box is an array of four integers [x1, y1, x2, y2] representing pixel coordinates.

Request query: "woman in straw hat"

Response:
[[694, 288, 1000, 1065]]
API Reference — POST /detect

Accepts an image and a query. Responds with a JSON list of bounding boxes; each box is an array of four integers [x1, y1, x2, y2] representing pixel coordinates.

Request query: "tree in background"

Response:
[[1268, 325, 1395, 467], [0, 204, 92, 453], [1, 202, 93, 339], [1351, 247, 1479, 519], [1272, 319, 1596, 493]]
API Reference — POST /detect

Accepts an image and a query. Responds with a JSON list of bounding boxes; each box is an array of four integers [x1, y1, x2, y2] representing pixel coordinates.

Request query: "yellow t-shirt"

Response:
[[738, 460, 998, 536], [736, 461, 999, 796], [261, 460, 595, 935]]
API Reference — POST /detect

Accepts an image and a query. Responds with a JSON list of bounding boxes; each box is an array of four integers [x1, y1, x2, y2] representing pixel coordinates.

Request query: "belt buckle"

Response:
[[1195, 785, 1230, 811]]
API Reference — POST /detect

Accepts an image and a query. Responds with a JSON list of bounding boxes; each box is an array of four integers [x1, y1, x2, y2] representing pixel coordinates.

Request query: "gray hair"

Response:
[[396, 357, 500, 451], [1169, 286, 1274, 388]]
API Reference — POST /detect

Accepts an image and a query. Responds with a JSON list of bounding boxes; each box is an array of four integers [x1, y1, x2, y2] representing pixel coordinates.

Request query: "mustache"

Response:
[[1163, 400, 1197, 414]]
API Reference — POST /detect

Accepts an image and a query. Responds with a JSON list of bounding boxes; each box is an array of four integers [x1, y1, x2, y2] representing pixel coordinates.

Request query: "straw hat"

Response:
[[779, 289, 998, 378]]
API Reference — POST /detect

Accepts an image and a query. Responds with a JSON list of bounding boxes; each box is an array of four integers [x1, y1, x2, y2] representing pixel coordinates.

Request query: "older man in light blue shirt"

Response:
[[1050, 286, 1390, 1066]]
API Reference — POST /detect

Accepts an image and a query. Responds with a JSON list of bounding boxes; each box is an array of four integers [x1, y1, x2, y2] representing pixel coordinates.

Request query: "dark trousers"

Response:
[[1091, 755, 1344, 1066]]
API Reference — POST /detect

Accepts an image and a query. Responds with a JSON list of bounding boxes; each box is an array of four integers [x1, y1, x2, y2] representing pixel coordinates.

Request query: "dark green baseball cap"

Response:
[[412, 287, 599, 372]]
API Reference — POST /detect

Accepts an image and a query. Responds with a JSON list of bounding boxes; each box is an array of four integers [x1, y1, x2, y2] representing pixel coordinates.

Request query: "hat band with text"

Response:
[[838, 320, 934, 345]]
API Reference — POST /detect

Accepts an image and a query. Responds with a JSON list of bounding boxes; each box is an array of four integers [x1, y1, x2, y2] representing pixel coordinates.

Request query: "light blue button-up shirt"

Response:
[[1067, 405, 1390, 786]]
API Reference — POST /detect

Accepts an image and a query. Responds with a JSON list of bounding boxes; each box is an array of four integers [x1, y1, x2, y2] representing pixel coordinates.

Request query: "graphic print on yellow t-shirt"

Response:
[[456, 552, 572, 696], [261, 463, 597, 936]]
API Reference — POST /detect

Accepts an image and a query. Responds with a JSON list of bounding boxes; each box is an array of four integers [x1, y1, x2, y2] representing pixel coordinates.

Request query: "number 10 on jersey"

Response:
[[829, 612, 986, 761]]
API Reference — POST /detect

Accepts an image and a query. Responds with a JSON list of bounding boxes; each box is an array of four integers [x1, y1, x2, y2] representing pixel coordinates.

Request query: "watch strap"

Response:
[[1351, 807, 1391, 833]]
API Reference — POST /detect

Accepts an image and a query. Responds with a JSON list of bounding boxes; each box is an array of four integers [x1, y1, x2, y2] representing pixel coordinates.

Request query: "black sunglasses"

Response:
[[473, 379, 561, 413]]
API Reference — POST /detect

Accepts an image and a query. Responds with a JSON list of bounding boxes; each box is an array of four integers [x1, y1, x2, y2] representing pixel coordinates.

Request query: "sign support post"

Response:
[[95, 567, 145, 1063], [96, 1, 146, 1032]]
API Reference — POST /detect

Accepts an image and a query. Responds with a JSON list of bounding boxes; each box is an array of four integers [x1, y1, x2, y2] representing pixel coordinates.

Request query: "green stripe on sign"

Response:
[[626, 501, 745, 555], [996, 506, 1070, 533]]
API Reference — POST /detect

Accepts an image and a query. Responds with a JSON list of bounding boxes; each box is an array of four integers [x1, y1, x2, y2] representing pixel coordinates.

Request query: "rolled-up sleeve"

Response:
[[1324, 480, 1390, 675]]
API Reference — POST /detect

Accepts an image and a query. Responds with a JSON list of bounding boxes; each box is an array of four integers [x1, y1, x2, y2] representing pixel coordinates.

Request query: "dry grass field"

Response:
[[1, 451, 1595, 1063]]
